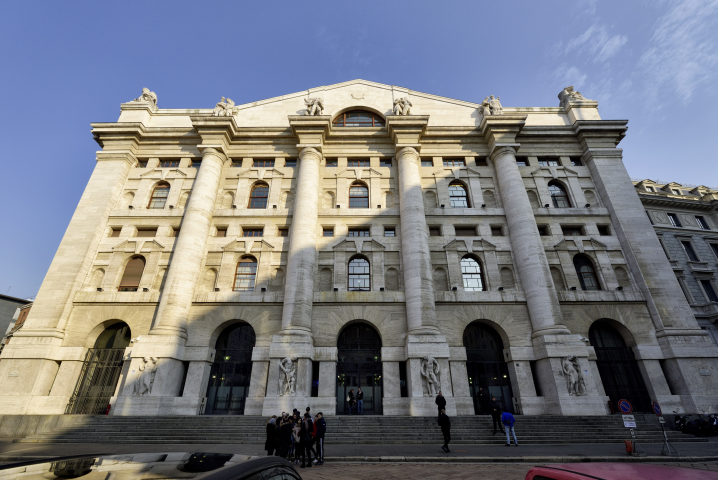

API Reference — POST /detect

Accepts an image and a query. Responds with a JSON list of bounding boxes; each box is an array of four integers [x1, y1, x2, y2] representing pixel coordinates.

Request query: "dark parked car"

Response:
[[525, 462, 718, 480]]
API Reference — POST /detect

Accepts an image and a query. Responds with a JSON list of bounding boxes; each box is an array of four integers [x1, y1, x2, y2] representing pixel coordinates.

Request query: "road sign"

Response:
[[618, 399, 633, 414], [623, 415, 636, 427], [652, 402, 662, 416], [659, 416, 666, 424]]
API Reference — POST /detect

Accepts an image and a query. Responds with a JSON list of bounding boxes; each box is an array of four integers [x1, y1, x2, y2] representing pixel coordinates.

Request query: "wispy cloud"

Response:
[[566, 24, 628, 62], [638, 0, 718, 105]]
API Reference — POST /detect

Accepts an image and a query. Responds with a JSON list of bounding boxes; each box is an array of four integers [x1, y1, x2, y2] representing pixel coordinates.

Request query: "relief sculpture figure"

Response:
[[421, 355, 441, 396], [562, 355, 587, 396], [278, 356, 298, 396], [393, 97, 412, 115], [132, 357, 158, 396], [213, 97, 239, 116]]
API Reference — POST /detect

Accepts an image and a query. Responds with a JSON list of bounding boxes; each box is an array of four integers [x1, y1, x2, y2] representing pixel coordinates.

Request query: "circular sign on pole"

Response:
[[618, 399, 633, 414], [652, 402, 662, 416]]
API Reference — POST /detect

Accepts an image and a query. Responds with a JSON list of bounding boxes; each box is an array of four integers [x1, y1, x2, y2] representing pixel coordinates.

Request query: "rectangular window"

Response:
[[254, 159, 275, 168], [279, 228, 289, 237], [597, 225, 611, 236], [696, 216, 710, 230], [243, 228, 264, 237], [171, 228, 180, 237], [399, 361, 408, 398], [231, 160, 242, 168], [421, 158, 434, 167], [454, 227, 476, 236], [136, 228, 157, 237], [160, 160, 180, 168], [443, 158, 465, 167], [110, 228, 121, 238], [569, 157, 583, 166], [672, 189, 681, 195], [711, 243, 718, 260], [537, 225, 549, 236], [216, 227, 227, 237], [311, 362, 319, 398], [668, 213, 682, 227], [384, 227, 395, 237], [491, 226, 503, 236], [538, 158, 560, 166], [348, 159, 370, 167], [284, 159, 297, 168], [325, 158, 337, 168], [136, 160, 148, 168], [681, 241, 699, 261], [348, 228, 370, 237], [323, 228, 334, 237], [429, 227, 442, 237], [702, 280, 718, 302], [380, 158, 392, 167], [561, 226, 583, 236], [645, 186, 655, 192], [516, 157, 529, 167], [475, 157, 488, 166], [646, 211, 654, 225], [191, 159, 202, 169], [659, 238, 670, 259]]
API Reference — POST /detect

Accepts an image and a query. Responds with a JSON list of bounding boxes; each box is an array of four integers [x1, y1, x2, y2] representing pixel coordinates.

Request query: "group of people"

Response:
[[434, 388, 519, 452], [345, 387, 364, 414], [265, 407, 326, 468]]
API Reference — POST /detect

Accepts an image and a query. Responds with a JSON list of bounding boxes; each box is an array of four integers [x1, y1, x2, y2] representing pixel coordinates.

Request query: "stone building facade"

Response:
[[1, 80, 716, 417], [634, 180, 718, 346]]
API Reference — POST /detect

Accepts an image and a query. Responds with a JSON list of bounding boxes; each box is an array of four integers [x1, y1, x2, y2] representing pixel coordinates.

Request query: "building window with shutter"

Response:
[[118, 256, 146, 292]]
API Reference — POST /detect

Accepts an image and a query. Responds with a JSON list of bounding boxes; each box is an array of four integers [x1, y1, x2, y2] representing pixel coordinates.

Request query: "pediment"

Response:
[[139, 168, 186, 180], [222, 238, 275, 254]]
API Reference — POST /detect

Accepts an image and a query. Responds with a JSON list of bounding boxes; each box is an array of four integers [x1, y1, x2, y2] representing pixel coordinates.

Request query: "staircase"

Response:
[[13, 414, 706, 445]]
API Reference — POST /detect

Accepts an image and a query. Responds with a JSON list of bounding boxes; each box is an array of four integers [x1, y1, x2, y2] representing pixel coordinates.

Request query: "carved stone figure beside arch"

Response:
[[304, 97, 324, 116], [480, 95, 503, 116], [562, 355, 586, 396], [392, 97, 412, 115], [213, 97, 239, 117], [278, 356, 298, 396], [421, 355, 441, 396], [132, 357, 158, 396]]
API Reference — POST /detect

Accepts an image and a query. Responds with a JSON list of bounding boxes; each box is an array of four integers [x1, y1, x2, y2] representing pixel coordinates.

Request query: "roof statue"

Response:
[[304, 97, 324, 116], [392, 97, 412, 115], [558, 86, 591, 109], [480, 95, 503, 116], [132, 88, 158, 108], [213, 97, 239, 117]]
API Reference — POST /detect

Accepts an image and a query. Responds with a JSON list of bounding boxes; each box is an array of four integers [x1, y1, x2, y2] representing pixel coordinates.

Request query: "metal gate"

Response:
[[204, 349, 253, 415], [464, 323, 514, 414], [336, 323, 382, 415], [66, 348, 126, 414]]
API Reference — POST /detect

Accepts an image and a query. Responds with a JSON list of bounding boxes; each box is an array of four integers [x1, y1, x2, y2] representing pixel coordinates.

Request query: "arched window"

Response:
[[348, 256, 370, 291], [118, 256, 145, 291], [349, 182, 369, 209], [574, 254, 601, 291], [448, 181, 470, 208], [548, 181, 571, 208], [333, 110, 385, 127], [233, 256, 258, 291], [248, 183, 269, 209], [148, 183, 170, 209], [461, 256, 485, 291]]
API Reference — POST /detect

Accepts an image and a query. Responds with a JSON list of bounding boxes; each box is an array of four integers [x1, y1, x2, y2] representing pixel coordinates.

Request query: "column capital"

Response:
[[297, 146, 323, 160], [489, 146, 518, 162], [396, 146, 420, 160], [190, 116, 237, 156], [573, 120, 628, 151], [386, 115, 429, 153], [197, 146, 228, 164], [289, 115, 332, 152], [480, 114, 526, 155]]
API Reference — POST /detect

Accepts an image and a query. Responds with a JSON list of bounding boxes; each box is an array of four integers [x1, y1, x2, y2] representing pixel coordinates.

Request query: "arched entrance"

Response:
[[66, 322, 131, 414], [463, 322, 514, 414], [204, 323, 256, 415], [336, 323, 382, 415], [589, 321, 652, 413]]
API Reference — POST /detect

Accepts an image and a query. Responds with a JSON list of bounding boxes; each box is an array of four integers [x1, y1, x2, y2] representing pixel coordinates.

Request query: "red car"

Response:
[[525, 463, 718, 480]]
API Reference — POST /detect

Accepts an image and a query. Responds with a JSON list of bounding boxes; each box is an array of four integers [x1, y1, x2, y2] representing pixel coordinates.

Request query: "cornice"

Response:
[[639, 194, 717, 211]]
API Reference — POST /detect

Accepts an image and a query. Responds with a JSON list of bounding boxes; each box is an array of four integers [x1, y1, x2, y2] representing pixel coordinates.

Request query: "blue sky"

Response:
[[1, 0, 717, 299]]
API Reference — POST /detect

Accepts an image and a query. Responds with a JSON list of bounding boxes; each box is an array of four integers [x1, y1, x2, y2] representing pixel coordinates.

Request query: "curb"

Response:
[[322, 455, 718, 463]]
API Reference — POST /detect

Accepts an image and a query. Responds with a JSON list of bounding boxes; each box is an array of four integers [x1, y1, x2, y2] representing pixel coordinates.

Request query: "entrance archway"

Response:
[[589, 321, 652, 413], [204, 323, 256, 415], [66, 322, 131, 414], [336, 323, 382, 415], [463, 322, 514, 414]]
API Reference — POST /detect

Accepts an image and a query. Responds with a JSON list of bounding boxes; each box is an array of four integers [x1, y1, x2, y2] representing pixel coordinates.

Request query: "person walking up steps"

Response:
[[435, 391, 446, 416], [315, 412, 326, 465], [357, 387, 364, 414], [438, 408, 451, 452], [502, 410, 518, 446]]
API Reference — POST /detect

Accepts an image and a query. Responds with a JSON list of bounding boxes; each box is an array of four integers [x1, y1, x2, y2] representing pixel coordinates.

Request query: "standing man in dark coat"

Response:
[[438, 408, 451, 452], [489, 396, 502, 435], [435, 391, 447, 416], [356, 387, 364, 415], [315, 412, 326, 465], [476, 387, 488, 414]]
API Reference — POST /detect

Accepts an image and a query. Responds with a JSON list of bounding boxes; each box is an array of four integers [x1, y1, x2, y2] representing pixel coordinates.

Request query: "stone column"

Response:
[[151, 147, 227, 338], [396, 146, 439, 333], [280, 147, 321, 334]]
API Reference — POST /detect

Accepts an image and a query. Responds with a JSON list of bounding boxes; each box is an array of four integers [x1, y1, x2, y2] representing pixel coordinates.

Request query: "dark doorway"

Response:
[[66, 322, 131, 414], [463, 322, 514, 414], [336, 323, 382, 415], [204, 323, 256, 415], [589, 321, 652, 413]]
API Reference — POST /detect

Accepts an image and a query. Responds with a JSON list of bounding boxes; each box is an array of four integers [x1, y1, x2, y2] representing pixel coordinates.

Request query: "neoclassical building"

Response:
[[634, 180, 718, 346], [1, 80, 716, 417]]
